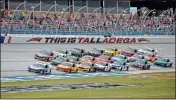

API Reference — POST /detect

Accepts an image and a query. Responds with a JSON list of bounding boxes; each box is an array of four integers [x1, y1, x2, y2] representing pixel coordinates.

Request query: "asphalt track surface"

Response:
[[1, 43, 175, 82]]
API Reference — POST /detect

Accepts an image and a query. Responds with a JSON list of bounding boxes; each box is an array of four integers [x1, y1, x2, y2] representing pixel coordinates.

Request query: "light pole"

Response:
[[113, 8, 129, 35], [29, 2, 42, 20], [58, 5, 74, 30], [86, 7, 102, 34], [46, 4, 58, 16], [69, 6, 87, 33], [131, 7, 146, 20], [143, 9, 156, 23], [0, 1, 4, 9], [10, 1, 26, 33]]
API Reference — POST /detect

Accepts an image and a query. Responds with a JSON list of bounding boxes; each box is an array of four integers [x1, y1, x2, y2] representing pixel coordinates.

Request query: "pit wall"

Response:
[[0, 34, 175, 44]]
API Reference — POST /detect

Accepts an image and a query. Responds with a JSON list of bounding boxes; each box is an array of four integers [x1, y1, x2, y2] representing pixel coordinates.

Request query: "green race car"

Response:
[[153, 56, 173, 67]]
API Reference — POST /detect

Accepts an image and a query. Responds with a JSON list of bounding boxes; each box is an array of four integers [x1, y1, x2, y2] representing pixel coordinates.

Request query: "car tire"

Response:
[[164, 64, 167, 67], [28, 68, 31, 72], [47, 58, 50, 62], [75, 68, 78, 72], [147, 66, 150, 69], [68, 69, 72, 73], [88, 68, 91, 72], [126, 66, 129, 71], [48, 70, 51, 74], [40, 70, 45, 75], [107, 68, 111, 72], [93, 68, 97, 72], [120, 67, 123, 71], [142, 66, 145, 70], [169, 63, 172, 67]]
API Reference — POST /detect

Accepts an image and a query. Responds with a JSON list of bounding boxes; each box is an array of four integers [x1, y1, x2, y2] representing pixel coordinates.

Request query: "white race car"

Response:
[[138, 47, 158, 55], [94, 62, 112, 72], [28, 62, 52, 75]]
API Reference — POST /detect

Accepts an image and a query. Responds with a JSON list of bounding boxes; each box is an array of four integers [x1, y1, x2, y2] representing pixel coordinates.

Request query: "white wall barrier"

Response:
[[1, 35, 175, 44]]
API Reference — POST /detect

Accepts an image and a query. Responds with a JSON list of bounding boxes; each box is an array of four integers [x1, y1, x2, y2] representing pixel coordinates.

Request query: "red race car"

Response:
[[94, 55, 112, 63], [119, 47, 138, 57]]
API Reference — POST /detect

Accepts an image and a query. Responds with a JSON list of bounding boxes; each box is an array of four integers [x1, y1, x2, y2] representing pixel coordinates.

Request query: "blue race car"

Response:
[[28, 62, 52, 75]]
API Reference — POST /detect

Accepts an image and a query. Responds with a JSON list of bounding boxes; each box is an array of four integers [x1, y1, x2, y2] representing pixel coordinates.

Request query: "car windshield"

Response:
[[55, 57, 66, 61], [136, 60, 146, 64], [99, 55, 109, 60], [34, 63, 45, 68], [83, 56, 93, 60], [96, 62, 107, 66], [116, 55, 125, 59], [61, 63, 73, 67], [57, 50, 66, 54], [144, 48, 153, 52], [40, 50, 51, 55], [82, 62, 92, 66]]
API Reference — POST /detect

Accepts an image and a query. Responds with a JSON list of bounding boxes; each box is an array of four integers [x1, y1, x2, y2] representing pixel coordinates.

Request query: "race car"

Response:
[[94, 62, 112, 72], [64, 55, 80, 64], [138, 47, 157, 55], [34, 50, 57, 62], [67, 48, 85, 57], [50, 56, 69, 66], [109, 60, 129, 71], [131, 59, 151, 70], [56, 62, 78, 73], [119, 47, 138, 57], [128, 54, 145, 62], [143, 53, 158, 63], [153, 56, 173, 67], [83, 48, 104, 57], [54, 50, 71, 57], [76, 62, 97, 72], [111, 54, 128, 62], [80, 55, 96, 63], [94, 55, 112, 63], [102, 48, 120, 56], [28, 62, 52, 75]]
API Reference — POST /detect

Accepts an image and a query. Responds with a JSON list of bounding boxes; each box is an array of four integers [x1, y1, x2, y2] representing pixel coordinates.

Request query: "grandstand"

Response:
[[0, 0, 175, 36]]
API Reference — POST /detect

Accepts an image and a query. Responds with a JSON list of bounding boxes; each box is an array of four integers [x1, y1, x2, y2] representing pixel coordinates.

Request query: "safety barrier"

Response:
[[1, 34, 175, 44]]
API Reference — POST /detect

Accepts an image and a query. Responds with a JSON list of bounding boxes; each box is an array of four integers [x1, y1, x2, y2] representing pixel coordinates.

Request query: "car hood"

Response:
[[29, 65, 43, 70], [95, 64, 106, 68]]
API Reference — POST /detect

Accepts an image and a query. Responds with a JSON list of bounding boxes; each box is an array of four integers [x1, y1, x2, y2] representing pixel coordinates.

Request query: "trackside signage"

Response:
[[3, 36, 175, 44]]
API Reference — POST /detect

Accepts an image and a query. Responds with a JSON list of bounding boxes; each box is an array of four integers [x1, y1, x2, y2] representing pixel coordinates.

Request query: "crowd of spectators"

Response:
[[0, 9, 175, 35]]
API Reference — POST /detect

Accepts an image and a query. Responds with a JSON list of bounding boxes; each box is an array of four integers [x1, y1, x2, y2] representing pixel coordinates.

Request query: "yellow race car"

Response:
[[56, 62, 78, 73], [102, 48, 120, 56], [76, 62, 96, 72]]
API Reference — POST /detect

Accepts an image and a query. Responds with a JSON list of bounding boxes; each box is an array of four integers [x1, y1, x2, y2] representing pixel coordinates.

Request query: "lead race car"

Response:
[[138, 47, 158, 55], [34, 50, 58, 62], [28, 62, 52, 75]]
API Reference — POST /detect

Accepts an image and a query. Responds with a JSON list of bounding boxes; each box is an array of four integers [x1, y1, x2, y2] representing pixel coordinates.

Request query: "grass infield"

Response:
[[1, 72, 175, 99]]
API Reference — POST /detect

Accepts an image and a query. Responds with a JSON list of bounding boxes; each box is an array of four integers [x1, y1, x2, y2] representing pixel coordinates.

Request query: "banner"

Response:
[[4, 35, 175, 44]]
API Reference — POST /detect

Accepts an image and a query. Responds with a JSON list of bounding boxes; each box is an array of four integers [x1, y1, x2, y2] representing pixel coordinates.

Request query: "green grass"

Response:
[[1, 72, 175, 99]]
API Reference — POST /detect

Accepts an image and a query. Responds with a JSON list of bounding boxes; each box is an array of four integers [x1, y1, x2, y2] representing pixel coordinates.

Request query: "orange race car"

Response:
[[56, 62, 78, 73]]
